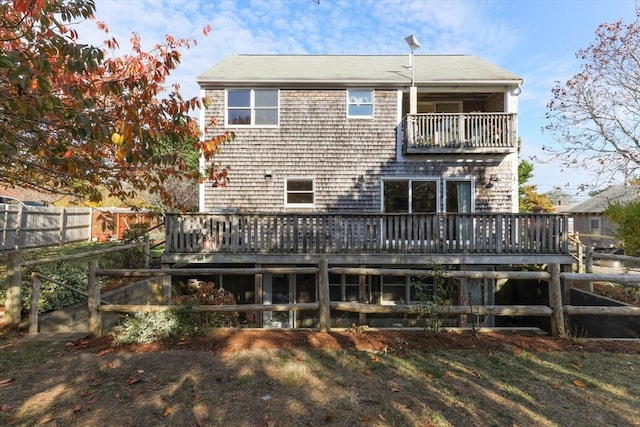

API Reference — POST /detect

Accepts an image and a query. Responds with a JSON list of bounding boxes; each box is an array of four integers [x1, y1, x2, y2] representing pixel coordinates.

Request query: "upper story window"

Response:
[[285, 178, 314, 208], [347, 89, 373, 118], [226, 89, 278, 126]]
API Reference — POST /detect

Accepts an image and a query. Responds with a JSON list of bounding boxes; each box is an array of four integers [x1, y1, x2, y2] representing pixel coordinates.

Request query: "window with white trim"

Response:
[[347, 89, 373, 118], [285, 178, 314, 208], [383, 179, 438, 213], [226, 89, 278, 126], [444, 179, 474, 213]]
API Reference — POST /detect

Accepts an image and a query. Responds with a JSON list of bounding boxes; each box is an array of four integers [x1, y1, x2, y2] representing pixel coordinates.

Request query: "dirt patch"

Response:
[[78, 328, 640, 357]]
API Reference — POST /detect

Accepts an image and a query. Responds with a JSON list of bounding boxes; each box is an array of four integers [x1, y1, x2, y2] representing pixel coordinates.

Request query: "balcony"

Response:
[[164, 212, 569, 257], [402, 112, 517, 154]]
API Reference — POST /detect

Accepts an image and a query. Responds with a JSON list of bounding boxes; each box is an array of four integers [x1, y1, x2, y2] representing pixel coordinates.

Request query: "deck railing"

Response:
[[165, 213, 569, 255], [403, 112, 517, 154]]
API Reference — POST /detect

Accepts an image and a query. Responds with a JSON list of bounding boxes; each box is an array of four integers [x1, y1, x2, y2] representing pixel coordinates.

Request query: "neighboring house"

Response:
[[196, 54, 523, 214], [159, 54, 572, 329], [566, 185, 640, 248]]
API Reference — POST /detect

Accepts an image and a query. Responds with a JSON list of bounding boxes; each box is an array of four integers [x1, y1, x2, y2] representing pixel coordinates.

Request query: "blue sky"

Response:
[[80, 0, 639, 200]]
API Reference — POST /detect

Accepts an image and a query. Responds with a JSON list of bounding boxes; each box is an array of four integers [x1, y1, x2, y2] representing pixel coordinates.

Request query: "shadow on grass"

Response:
[[0, 333, 639, 426]]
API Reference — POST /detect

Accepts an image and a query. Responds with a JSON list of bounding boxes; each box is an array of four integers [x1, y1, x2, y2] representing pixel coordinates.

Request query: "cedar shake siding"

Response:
[[202, 88, 515, 213], [198, 55, 523, 214]]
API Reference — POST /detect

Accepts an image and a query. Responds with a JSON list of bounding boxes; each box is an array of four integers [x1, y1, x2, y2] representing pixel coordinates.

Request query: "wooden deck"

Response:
[[163, 213, 571, 265]]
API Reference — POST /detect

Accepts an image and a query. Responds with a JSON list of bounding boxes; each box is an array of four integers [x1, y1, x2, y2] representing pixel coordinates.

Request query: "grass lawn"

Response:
[[0, 332, 639, 427]]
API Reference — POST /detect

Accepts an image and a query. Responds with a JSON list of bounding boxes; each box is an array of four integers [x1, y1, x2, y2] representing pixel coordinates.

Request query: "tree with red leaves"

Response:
[[0, 0, 231, 207]]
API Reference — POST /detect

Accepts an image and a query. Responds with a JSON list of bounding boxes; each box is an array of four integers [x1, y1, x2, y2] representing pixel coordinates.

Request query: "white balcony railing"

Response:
[[403, 112, 517, 154]]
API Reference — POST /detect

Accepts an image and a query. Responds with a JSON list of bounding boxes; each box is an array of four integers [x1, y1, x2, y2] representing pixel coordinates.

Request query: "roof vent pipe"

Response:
[[404, 34, 420, 116]]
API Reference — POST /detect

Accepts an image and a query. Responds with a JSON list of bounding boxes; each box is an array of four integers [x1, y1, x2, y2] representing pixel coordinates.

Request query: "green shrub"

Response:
[[114, 303, 204, 345], [22, 262, 88, 313], [605, 201, 640, 255], [114, 281, 239, 344]]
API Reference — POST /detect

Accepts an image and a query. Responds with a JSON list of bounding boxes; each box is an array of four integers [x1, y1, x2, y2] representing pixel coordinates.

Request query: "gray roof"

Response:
[[567, 185, 640, 213], [197, 54, 523, 87]]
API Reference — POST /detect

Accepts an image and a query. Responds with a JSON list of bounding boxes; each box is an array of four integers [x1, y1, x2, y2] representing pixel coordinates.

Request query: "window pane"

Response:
[[255, 108, 278, 125], [287, 180, 313, 192], [382, 286, 405, 303], [446, 181, 472, 213], [348, 90, 373, 117], [412, 181, 437, 212], [384, 181, 409, 213], [228, 110, 251, 125], [287, 193, 314, 204], [345, 286, 359, 302], [348, 90, 372, 104], [227, 90, 250, 107], [383, 275, 405, 285], [348, 104, 373, 116], [255, 89, 278, 107], [329, 286, 341, 301]]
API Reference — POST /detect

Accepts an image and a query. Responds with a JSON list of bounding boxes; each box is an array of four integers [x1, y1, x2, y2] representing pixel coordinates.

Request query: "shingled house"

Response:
[[161, 54, 571, 328], [197, 54, 523, 213], [566, 185, 640, 248]]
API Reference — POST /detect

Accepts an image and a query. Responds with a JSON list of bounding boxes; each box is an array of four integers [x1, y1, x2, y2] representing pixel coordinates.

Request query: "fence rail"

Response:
[[165, 212, 569, 255], [19, 258, 640, 338], [3, 241, 149, 327], [85, 261, 568, 338], [1, 204, 91, 251]]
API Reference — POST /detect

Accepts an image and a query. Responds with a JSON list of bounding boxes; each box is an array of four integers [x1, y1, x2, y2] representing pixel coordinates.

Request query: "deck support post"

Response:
[[255, 263, 263, 327], [318, 257, 331, 332], [5, 250, 22, 326], [458, 265, 468, 327], [358, 266, 366, 325], [548, 263, 566, 338], [88, 260, 102, 337]]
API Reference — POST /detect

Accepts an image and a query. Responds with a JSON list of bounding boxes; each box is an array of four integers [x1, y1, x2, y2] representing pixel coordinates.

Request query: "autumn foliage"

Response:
[[0, 0, 232, 206]]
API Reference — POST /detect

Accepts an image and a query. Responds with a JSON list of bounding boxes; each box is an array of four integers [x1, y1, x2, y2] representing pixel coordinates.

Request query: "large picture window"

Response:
[[383, 179, 437, 213], [285, 178, 314, 208], [347, 89, 373, 118], [227, 89, 278, 126]]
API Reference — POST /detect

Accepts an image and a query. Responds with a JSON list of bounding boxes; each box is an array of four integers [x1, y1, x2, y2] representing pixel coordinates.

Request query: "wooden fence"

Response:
[[16, 255, 640, 338], [0, 204, 92, 251], [85, 260, 568, 337], [3, 241, 150, 327]]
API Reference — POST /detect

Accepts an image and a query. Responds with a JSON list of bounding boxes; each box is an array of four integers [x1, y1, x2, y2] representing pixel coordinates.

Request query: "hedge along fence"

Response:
[[87, 259, 568, 338], [3, 240, 150, 327]]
